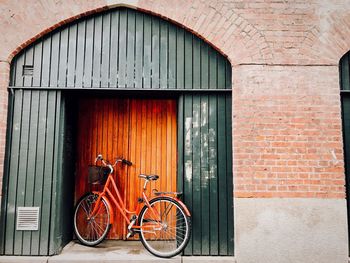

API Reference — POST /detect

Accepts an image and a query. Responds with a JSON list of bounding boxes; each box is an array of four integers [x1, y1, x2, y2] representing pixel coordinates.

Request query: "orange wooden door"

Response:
[[75, 97, 177, 239]]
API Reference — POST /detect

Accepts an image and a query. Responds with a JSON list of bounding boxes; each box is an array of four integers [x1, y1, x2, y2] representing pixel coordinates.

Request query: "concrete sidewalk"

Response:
[[0, 241, 236, 263]]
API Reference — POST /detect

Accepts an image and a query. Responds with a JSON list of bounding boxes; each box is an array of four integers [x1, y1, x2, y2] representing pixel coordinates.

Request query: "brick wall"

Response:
[[0, 0, 349, 200], [233, 65, 344, 198]]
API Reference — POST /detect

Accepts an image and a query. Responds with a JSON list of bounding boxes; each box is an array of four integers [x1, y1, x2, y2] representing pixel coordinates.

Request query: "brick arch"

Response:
[[3, 1, 269, 66], [299, 10, 350, 64], [137, 0, 271, 64]]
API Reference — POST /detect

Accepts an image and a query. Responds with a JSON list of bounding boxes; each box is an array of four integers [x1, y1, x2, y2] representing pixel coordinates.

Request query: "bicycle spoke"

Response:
[[74, 194, 110, 246]]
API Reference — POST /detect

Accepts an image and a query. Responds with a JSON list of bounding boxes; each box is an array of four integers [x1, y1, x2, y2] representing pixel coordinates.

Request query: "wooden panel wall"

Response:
[[76, 97, 177, 239], [9, 8, 231, 91], [0, 90, 74, 256]]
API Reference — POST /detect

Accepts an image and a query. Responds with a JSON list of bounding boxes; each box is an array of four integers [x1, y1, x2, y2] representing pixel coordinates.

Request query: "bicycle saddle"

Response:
[[139, 174, 159, 181]]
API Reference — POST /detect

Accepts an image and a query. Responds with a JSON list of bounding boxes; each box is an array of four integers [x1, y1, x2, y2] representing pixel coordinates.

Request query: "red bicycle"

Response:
[[73, 154, 191, 258]]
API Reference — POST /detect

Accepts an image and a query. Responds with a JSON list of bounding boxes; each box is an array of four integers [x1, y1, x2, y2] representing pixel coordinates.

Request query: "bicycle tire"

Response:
[[138, 196, 191, 258], [73, 193, 111, 246]]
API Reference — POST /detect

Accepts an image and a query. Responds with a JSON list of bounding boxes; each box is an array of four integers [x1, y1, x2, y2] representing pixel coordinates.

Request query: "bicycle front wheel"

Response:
[[74, 193, 110, 246], [138, 197, 191, 258]]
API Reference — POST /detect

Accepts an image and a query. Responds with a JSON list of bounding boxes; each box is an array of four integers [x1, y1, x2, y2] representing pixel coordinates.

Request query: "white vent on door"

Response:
[[16, 207, 40, 231]]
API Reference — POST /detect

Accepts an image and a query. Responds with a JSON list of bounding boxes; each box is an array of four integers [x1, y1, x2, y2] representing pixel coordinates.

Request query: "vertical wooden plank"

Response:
[[160, 100, 167, 194], [101, 13, 111, 88], [67, 24, 77, 87], [209, 94, 218, 255], [171, 100, 177, 193], [41, 36, 52, 87], [49, 91, 64, 255], [160, 22, 168, 89], [217, 56, 226, 89], [39, 91, 57, 255], [184, 31, 193, 90], [134, 13, 143, 89], [58, 28, 69, 87], [122, 99, 130, 238], [155, 101, 162, 190], [22, 91, 39, 255], [126, 10, 136, 88], [13, 91, 31, 255], [217, 94, 228, 255], [225, 60, 232, 90], [14, 53, 24, 87], [50, 32, 60, 87], [150, 101, 157, 181], [75, 21, 86, 87], [145, 101, 152, 177], [143, 14, 152, 89], [118, 9, 127, 88], [200, 42, 209, 90], [31, 91, 48, 255], [226, 94, 234, 256], [165, 101, 172, 191], [92, 15, 102, 87], [0, 92, 14, 255], [183, 94, 193, 255], [5, 90, 23, 255], [200, 94, 210, 255], [341, 54, 350, 90], [192, 38, 200, 90], [151, 18, 160, 89], [128, 99, 137, 216], [176, 28, 184, 89], [109, 11, 119, 88], [209, 47, 217, 90], [23, 46, 34, 86], [9, 57, 17, 87], [83, 18, 94, 88], [192, 95, 201, 255], [140, 100, 147, 173], [32, 42, 43, 87], [168, 25, 176, 89], [177, 95, 184, 194]]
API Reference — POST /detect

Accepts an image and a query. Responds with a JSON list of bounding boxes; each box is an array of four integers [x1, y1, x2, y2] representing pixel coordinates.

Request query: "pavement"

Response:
[[0, 240, 236, 263]]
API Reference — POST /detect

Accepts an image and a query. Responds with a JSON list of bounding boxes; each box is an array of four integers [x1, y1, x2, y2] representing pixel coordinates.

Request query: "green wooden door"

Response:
[[178, 93, 233, 255]]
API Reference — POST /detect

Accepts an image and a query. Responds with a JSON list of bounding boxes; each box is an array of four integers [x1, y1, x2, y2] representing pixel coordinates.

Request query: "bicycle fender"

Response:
[[173, 198, 191, 217], [150, 195, 191, 216]]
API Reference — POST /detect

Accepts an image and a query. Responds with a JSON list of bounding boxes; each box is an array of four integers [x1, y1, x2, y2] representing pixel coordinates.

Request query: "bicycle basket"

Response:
[[88, 165, 111, 185]]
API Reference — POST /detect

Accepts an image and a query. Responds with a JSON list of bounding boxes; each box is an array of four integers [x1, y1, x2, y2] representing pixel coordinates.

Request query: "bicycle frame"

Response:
[[89, 172, 190, 233]]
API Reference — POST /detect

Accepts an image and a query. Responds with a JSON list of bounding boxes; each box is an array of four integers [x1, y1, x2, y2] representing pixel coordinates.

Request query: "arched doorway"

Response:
[[0, 8, 233, 256]]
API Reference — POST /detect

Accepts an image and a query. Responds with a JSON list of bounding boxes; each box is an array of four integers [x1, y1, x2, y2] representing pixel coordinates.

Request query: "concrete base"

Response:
[[235, 198, 348, 263], [0, 241, 235, 263], [49, 241, 180, 263], [0, 257, 49, 263]]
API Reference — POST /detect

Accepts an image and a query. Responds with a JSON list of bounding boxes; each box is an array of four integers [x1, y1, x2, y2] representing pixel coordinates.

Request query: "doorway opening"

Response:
[[74, 93, 177, 239]]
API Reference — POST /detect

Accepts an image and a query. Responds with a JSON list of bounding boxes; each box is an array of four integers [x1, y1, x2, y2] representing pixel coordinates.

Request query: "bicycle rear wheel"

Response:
[[74, 193, 110, 246], [138, 197, 191, 258]]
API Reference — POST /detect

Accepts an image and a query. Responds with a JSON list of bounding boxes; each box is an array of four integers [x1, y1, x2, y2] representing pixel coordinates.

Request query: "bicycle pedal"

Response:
[[128, 216, 137, 230], [126, 230, 134, 238]]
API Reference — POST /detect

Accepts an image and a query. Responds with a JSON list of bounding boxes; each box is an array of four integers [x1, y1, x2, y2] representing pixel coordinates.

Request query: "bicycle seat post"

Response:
[[143, 179, 149, 190]]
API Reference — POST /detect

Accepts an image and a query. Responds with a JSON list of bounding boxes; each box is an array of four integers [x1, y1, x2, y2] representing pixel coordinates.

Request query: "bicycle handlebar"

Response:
[[95, 154, 133, 168]]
